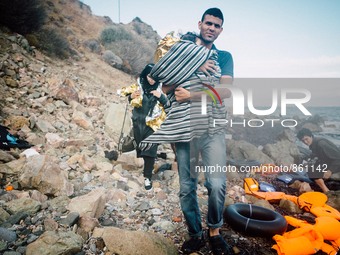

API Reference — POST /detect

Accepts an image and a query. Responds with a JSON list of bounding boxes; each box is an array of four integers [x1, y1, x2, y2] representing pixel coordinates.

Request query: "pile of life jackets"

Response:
[[244, 177, 340, 255]]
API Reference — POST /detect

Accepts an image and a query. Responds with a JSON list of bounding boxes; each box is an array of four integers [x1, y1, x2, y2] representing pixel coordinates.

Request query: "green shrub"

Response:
[[83, 39, 101, 53], [106, 40, 154, 74], [99, 22, 158, 74], [25, 34, 39, 48], [100, 26, 132, 45], [0, 0, 46, 35], [102, 50, 122, 68], [35, 27, 71, 59]]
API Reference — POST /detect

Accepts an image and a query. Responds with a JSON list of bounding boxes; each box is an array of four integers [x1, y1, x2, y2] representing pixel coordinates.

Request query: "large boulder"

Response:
[[227, 140, 274, 164], [26, 230, 84, 255], [262, 140, 300, 165], [19, 155, 74, 196], [67, 188, 107, 218], [92, 227, 178, 255], [104, 102, 132, 139]]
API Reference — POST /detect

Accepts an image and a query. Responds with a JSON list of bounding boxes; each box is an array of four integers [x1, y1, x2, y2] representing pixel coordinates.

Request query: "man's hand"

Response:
[[175, 87, 190, 102], [198, 60, 219, 76], [173, 75, 233, 103], [162, 84, 177, 94]]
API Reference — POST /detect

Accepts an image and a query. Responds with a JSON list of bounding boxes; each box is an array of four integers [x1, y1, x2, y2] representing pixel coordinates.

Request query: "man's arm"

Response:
[[220, 75, 233, 85], [217, 74, 233, 99], [175, 75, 232, 103], [175, 50, 234, 102]]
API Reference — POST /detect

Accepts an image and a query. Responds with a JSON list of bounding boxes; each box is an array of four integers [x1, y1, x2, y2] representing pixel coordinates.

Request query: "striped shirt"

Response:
[[139, 40, 227, 150]]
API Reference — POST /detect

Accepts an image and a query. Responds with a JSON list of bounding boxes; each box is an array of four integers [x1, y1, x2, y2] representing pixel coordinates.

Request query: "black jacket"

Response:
[[310, 137, 340, 173], [128, 89, 167, 158]]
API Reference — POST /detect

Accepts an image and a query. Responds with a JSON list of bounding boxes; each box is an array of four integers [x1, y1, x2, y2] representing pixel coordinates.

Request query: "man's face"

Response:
[[198, 14, 223, 44], [301, 135, 313, 146]]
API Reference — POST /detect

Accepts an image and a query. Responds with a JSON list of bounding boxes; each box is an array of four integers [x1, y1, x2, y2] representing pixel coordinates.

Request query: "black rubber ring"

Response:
[[224, 203, 287, 237]]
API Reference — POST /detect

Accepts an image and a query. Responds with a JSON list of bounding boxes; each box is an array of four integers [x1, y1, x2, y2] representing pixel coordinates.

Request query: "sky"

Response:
[[80, 0, 340, 106]]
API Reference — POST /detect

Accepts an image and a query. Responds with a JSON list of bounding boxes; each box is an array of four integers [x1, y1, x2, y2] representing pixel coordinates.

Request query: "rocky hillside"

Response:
[[0, 1, 339, 255], [0, 24, 185, 253], [38, 0, 161, 74], [0, 1, 183, 254], [0, 0, 162, 128]]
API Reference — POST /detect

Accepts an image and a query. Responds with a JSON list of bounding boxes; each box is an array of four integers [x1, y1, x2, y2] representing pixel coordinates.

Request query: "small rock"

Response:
[[0, 227, 17, 242]]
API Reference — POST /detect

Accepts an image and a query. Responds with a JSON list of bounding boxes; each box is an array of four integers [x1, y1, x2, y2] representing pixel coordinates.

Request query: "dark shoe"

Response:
[[104, 150, 118, 161], [208, 232, 231, 255], [181, 235, 205, 254]]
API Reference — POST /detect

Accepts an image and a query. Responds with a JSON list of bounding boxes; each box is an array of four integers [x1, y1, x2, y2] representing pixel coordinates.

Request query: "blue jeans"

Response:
[[175, 132, 227, 238]]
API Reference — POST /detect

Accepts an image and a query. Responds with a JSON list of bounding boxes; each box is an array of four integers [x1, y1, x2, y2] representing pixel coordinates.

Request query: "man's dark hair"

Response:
[[297, 128, 314, 140], [201, 8, 224, 24]]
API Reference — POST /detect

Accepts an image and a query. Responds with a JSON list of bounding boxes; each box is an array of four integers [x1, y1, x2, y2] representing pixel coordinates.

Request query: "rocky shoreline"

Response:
[[1, 30, 340, 255]]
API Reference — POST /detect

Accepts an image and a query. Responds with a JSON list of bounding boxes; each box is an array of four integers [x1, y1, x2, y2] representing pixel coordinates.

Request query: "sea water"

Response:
[[262, 106, 340, 147], [286, 106, 340, 147]]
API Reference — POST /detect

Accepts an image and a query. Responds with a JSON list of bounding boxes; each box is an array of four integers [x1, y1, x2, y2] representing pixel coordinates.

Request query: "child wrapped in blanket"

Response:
[[139, 32, 226, 150], [180, 32, 221, 84]]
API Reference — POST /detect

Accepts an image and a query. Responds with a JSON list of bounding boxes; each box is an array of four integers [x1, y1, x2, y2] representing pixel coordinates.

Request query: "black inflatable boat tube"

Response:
[[224, 203, 287, 237]]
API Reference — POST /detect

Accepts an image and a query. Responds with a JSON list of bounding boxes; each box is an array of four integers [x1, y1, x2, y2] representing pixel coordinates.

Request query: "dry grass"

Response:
[[46, 0, 109, 42]]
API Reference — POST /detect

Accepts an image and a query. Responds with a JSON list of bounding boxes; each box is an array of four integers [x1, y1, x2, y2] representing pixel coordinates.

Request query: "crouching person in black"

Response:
[[297, 128, 340, 193]]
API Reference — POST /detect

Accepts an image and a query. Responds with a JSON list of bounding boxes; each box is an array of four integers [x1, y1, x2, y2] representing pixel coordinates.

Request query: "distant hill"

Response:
[[0, 0, 164, 121], [0, 0, 161, 75]]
